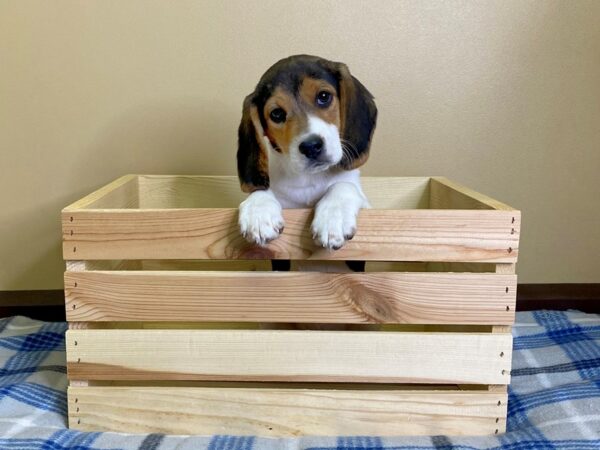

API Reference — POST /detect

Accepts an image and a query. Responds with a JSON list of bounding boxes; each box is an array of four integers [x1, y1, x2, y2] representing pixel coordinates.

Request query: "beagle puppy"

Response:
[[237, 54, 377, 253]]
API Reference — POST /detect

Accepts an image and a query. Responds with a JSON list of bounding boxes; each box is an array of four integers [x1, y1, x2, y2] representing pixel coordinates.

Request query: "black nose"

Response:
[[299, 135, 324, 160]]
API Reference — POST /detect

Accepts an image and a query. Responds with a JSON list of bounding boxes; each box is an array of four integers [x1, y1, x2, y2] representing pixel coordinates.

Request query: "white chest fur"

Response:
[[239, 146, 369, 250], [268, 150, 365, 208]]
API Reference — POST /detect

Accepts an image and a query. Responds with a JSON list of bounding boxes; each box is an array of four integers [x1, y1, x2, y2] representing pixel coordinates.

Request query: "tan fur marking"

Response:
[[345, 151, 370, 169], [299, 77, 341, 129], [263, 87, 307, 155], [240, 182, 258, 193]]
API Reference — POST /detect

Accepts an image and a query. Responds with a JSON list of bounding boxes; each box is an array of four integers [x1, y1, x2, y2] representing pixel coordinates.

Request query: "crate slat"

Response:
[[68, 386, 507, 436], [136, 175, 432, 209], [66, 329, 512, 384], [62, 209, 519, 261], [65, 271, 516, 324], [63, 174, 139, 210], [430, 177, 516, 211]]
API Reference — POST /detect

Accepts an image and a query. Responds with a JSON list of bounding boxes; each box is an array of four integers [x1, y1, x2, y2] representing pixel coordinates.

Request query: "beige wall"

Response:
[[1, 1, 599, 290]]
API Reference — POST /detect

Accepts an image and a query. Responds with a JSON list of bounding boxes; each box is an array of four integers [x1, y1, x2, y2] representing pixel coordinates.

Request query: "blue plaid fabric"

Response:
[[0, 311, 598, 449]]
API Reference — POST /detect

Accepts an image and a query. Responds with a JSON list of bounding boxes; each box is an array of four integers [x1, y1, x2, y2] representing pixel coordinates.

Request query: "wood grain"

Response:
[[66, 329, 512, 384], [68, 386, 507, 436], [62, 175, 520, 262], [495, 263, 516, 274], [62, 208, 519, 262], [136, 175, 431, 209], [63, 174, 138, 210], [64, 271, 516, 324], [430, 177, 516, 211]]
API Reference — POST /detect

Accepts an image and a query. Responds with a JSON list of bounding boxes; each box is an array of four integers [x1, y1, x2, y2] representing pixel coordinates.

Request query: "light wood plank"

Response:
[[80, 324, 494, 332], [492, 325, 512, 333], [66, 329, 512, 384], [137, 175, 431, 210], [65, 271, 516, 324], [495, 263, 516, 274], [63, 174, 138, 210], [65, 261, 86, 271], [67, 380, 492, 389], [138, 175, 246, 209], [362, 176, 430, 209], [430, 177, 516, 211], [66, 323, 495, 332], [68, 386, 506, 436], [62, 209, 519, 262]]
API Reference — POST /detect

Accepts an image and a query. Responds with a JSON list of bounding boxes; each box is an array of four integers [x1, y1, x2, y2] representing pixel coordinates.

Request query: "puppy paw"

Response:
[[238, 191, 284, 246], [311, 200, 357, 251]]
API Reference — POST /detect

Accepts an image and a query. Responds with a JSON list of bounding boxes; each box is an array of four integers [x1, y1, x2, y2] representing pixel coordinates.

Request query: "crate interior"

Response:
[[83, 259, 497, 272], [75, 175, 502, 210]]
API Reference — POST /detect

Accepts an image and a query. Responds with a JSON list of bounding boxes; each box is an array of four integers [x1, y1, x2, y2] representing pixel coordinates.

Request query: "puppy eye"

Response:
[[269, 108, 287, 123], [316, 91, 332, 107]]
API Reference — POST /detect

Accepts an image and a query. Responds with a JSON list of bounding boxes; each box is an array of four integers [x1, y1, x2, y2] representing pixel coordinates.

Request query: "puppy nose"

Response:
[[299, 135, 324, 160]]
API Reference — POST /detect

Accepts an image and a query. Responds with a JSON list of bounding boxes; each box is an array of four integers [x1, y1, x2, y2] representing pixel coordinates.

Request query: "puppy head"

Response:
[[237, 55, 377, 193]]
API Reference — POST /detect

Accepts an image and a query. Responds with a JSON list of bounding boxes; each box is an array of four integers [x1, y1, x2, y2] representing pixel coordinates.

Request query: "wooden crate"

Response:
[[62, 175, 520, 437]]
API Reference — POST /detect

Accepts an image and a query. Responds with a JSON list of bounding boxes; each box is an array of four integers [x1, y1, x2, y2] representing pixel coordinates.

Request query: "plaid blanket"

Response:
[[0, 310, 598, 449]]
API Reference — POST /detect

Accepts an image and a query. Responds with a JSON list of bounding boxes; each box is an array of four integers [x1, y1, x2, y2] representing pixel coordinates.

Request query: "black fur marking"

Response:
[[237, 96, 269, 191], [337, 72, 378, 170], [345, 260, 366, 272], [271, 260, 291, 271]]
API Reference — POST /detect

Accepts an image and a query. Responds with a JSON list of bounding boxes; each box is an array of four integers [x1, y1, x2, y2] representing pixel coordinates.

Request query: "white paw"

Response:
[[311, 200, 357, 251], [238, 191, 284, 246]]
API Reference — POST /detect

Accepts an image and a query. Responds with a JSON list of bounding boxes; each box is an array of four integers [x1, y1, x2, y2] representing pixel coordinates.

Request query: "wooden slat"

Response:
[[137, 175, 431, 210], [65, 261, 86, 271], [66, 323, 495, 331], [430, 177, 516, 211], [66, 329, 512, 384], [68, 380, 495, 389], [362, 176, 430, 209], [138, 175, 246, 209], [492, 325, 512, 333], [65, 271, 516, 324], [63, 174, 139, 210], [496, 263, 516, 274], [68, 386, 506, 436], [62, 209, 518, 262]]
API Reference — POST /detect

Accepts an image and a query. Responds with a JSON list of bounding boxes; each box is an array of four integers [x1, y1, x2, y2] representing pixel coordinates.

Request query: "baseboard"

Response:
[[0, 284, 598, 321], [0, 289, 64, 307], [0, 290, 65, 321], [516, 284, 600, 313]]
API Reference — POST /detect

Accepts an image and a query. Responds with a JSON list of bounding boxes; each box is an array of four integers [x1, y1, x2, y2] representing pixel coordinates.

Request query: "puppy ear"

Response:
[[336, 63, 378, 170], [237, 94, 270, 193]]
